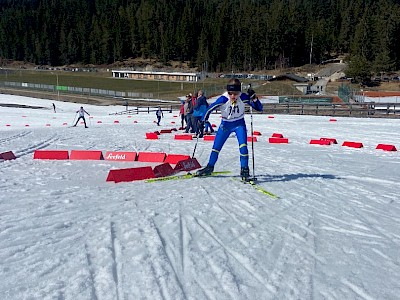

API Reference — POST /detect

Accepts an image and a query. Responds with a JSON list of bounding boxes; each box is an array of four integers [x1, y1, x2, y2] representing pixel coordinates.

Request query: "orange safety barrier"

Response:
[[204, 135, 216, 141], [70, 150, 104, 160], [106, 166, 155, 183], [309, 139, 331, 145], [33, 150, 69, 160], [104, 151, 137, 161], [153, 163, 176, 178], [269, 137, 289, 144], [342, 141, 363, 148], [320, 137, 338, 144], [174, 157, 201, 172], [0, 151, 17, 160], [146, 132, 159, 140], [137, 152, 166, 162], [164, 154, 191, 164], [376, 144, 397, 151], [174, 134, 193, 140]]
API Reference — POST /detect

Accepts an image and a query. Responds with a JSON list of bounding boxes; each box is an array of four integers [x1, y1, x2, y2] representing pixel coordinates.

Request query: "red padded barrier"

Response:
[[174, 158, 201, 172], [33, 150, 69, 160], [247, 136, 258, 142], [310, 139, 331, 145], [106, 166, 155, 183], [253, 131, 262, 136], [113, 120, 120, 124], [269, 137, 289, 144], [137, 152, 166, 162], [70, 150, 104, 160], [320, 137, 338, 144], [146, 132, 159, 140], [174, 134, 193, 140], [329, 118, 337, 122], [268, 116, 275, 118], [376, 144, 397, 151], [104, 151, 137, 161], [160, 129, 172, 134], [204, 135, 216, 141], [342, 141, 363, 148], [271, 133, 284, 138], [164, 154, 191, 164], [0, 151, 17, 160], [153, 163, 176, 178]]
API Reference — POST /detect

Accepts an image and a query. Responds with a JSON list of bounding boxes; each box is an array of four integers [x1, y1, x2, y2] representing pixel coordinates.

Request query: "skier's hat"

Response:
[[227, 84, 241, 92]]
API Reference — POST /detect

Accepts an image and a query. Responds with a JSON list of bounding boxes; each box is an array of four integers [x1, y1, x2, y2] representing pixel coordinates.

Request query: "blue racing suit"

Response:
[[202, 91, 263, 168]]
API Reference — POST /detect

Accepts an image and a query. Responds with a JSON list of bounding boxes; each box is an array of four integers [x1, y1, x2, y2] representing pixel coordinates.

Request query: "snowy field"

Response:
[[1, 94, 400, 300]]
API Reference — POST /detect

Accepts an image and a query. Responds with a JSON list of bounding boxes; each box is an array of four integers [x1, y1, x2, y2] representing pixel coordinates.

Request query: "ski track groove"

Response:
[[110, 221, 120, 300], [151, 219, 187, 300], [13, 134, 60, 158], [194, 216, 276, 295], [84, 243, 99, 300], [179, 206, 186, 276], [0, 131, 32, 145]]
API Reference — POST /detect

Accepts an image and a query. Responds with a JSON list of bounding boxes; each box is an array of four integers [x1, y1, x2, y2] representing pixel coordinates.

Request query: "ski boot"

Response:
[[240, 167, 250, 182], [196, 165, 214, 177]]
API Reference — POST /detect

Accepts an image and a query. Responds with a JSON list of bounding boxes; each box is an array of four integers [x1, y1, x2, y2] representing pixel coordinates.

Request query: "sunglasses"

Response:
[[228, 91, 240, 96]]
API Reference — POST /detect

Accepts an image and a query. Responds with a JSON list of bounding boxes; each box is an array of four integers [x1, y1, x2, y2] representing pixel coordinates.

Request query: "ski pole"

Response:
[[71, 112, 77, 126], [249, 105, 256, 181], [192, 129, 200, 158]]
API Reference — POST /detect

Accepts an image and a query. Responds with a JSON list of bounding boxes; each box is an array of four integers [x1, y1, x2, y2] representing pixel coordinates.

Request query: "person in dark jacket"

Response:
[[196, 78, 263, 181], [156, 106, 163, 126], [184, 94, 194, 133], [192, 90, 208, 137]]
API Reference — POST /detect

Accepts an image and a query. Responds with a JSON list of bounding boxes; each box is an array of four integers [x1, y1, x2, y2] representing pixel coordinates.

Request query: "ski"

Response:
[[145, 171, 231, 182], [233, 178, 279, 199]]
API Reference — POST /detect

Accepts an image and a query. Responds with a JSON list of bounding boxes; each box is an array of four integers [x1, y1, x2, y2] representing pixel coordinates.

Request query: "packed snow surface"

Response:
[[1, 94, 400, 299]]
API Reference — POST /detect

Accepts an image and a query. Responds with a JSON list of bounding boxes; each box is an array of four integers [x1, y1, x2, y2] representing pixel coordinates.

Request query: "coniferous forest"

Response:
[[1, 0, 400, 74]]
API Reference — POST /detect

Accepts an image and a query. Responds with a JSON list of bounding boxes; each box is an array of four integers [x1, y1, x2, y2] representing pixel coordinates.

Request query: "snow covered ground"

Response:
[[1, 94, 400, 300]]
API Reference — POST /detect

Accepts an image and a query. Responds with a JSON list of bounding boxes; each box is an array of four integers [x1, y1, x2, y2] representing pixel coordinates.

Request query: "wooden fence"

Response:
[[111, 102, 400, 118]]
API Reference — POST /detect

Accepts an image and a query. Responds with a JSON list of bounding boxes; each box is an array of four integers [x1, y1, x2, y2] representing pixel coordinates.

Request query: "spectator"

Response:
[[156, 106, 163, 126], [184, 94, 194, 133], [192, 90, 208, 137], [179, 100, 186, 129]]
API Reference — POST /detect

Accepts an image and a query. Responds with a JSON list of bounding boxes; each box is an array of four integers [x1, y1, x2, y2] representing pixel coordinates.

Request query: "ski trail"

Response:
[[152, 218, 187, 299], [109, 221, 120, 300], [0, 131, 32, 145], [84, 243, 99, 300], [194, 216, 276, 294]]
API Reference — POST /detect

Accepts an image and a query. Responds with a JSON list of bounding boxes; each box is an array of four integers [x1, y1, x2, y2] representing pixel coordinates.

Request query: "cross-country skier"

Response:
[[73, 106, 90, 128], [196, 78, 263, 181]]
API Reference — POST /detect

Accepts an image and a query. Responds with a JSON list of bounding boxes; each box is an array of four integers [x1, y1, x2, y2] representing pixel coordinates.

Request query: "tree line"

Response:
[[1, 0, 400, 80]]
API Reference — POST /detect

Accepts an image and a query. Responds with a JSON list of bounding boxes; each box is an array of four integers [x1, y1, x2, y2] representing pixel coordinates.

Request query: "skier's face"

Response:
[[228, 91, 240, 100]]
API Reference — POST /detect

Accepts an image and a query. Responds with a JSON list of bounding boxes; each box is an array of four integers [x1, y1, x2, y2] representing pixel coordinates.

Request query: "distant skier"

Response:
[[156, 106, 163, 126], [73, 106, 90, 128]]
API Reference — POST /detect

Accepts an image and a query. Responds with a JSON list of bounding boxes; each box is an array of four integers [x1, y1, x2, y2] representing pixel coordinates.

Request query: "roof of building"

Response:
[[268, 73, 309, 83]]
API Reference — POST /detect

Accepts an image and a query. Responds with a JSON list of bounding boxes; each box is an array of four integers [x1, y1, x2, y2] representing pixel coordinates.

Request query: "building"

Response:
[[112, 70, 201, 82]]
